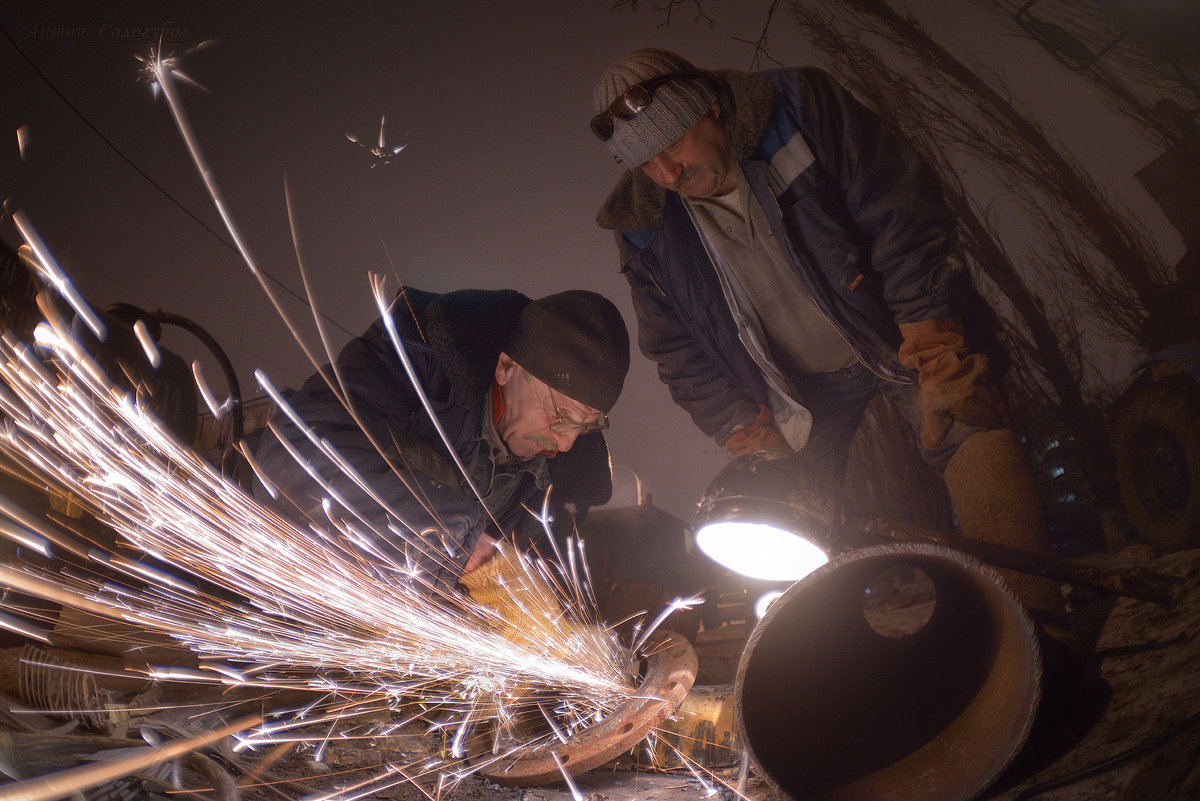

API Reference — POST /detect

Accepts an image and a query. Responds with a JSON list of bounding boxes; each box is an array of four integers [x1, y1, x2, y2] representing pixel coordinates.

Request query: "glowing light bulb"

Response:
[[694, 520, 829, 582], [754, 590, 785, 620]]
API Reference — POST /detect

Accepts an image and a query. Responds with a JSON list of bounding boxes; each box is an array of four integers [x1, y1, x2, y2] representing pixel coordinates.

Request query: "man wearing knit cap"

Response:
[[591, 49, 1082, 681], [255, 287, 629, 597]]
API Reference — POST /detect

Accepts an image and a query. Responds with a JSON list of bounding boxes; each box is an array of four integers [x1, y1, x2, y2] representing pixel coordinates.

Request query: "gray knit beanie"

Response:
[[592, 48, 716, 166], [504, 291, 630, 413]]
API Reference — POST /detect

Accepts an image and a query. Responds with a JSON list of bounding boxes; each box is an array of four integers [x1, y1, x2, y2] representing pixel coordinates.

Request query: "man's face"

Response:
[[639, 104, 737, 198], [494, 354, 605, 459]]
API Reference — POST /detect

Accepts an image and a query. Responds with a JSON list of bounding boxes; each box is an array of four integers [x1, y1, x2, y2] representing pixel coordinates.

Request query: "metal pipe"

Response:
[[736, 543, 1041, 801]]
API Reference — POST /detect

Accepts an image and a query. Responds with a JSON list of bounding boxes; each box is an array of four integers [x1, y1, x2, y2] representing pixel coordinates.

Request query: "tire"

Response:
[[1112, 373, 1200, 551]]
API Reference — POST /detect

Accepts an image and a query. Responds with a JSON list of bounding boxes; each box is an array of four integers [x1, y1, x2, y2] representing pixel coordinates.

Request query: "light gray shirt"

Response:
[[685, 170, 857, 376]]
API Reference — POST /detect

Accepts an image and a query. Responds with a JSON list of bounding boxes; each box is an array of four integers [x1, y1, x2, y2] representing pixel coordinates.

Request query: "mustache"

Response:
[[668, 164, 717, 192]]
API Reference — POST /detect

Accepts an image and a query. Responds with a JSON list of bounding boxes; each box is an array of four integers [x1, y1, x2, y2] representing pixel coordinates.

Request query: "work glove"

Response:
[[723, 405, 789, 457], [897, 319, 1007, 452], [458, 545, 626, 746], [459, 545, 578, 656]]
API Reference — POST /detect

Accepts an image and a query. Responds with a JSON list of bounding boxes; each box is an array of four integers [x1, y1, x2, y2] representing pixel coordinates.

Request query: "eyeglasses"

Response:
[[589, 71, 704, 142], [546, 386, 609, 435]]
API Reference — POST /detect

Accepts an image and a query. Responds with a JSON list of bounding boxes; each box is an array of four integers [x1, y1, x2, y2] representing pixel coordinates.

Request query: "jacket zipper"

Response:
[[761, 190, 910, 384], [681, 202, 805, 403]]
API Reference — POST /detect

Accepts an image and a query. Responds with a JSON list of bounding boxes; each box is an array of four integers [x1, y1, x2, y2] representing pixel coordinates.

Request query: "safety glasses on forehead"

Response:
[[589, 71, 706, 142]]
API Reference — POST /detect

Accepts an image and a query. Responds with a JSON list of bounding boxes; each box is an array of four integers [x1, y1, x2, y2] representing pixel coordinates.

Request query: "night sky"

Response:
[[1, 2, 816, 520], [0, 2, 1179, 521]]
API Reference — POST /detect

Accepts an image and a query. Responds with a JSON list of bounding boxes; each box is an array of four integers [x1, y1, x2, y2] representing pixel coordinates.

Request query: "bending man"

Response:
[[256, 288, 629, 599]]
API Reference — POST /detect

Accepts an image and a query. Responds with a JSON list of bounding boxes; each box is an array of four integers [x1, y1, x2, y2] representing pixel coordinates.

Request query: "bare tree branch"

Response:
[[732, 0, 784, 70], [788, 0, 1150, 522], [615, 0, 781, 69], [648, 0, 715, 28]]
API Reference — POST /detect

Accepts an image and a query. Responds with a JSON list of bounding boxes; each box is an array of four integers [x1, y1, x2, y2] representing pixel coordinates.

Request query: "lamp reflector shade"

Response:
[[694, 519, 829, 582]]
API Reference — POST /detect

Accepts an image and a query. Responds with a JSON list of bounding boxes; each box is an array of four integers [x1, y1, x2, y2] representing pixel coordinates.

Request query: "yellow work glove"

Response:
[[459, 546, 576, 654], [897, 319, 1008, 451]]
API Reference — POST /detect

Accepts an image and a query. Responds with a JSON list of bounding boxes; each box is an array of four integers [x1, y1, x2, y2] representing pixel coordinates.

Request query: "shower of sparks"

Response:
[[16, 125, 30, 161], [632, 595, 706, 655], [0, 261, 635, 795], [191, 358, 234, 418], [134, 40, 213, 99], [346, 115, 407, 167], [9, 210, 105, 341], [131, 319, 162, 368], [0, 43, 671, 798]]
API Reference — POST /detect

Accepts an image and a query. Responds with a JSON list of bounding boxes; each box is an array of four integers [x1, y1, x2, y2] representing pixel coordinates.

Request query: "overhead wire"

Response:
[[0, 23, 355, 339]]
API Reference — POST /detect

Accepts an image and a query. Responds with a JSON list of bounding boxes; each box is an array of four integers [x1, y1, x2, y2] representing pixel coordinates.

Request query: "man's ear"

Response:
[[495, 352, 518, 385], [711, 102, 721, 120]]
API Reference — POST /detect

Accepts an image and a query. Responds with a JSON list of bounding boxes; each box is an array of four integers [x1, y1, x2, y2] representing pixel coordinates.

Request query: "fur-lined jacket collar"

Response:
[[420, 288, 529, 405], [595, 68, 777, 232], [419, 288, 613, 507]]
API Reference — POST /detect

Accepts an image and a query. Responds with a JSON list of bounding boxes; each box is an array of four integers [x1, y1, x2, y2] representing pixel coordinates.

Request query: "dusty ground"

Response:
[[443, 545, 1200, 801], [981, 546, 1200, 801], [250, 546, 1200, 801], [2, 547, 1197, 800]]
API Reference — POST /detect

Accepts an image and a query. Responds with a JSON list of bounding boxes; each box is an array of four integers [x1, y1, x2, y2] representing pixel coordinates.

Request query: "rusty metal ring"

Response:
[[480, 629, 698, 786]]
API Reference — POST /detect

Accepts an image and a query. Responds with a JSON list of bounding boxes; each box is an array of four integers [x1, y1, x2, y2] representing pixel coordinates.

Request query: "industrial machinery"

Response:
[[692, 449, 1186, 801]]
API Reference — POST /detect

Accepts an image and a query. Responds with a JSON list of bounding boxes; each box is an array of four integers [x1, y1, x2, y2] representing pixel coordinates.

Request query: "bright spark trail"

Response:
[[0, 297, 632, 721], [0, 240, 638, 797], [0, 42, 701, 799]]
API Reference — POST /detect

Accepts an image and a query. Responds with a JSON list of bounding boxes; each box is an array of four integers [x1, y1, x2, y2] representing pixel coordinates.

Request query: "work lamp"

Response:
[[693, 450, 841, 583]]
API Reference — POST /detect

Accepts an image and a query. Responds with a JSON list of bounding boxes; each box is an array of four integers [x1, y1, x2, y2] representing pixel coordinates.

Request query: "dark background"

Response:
[[0, 1, 1176, 521]]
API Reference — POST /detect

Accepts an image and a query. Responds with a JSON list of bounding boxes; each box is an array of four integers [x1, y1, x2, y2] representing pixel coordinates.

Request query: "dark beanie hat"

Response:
[[504, 291, 630, 413]]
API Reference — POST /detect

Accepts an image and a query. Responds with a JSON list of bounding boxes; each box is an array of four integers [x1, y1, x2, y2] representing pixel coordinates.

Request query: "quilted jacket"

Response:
[[256, 288, 612, 589], [597, 67, 979, 445]]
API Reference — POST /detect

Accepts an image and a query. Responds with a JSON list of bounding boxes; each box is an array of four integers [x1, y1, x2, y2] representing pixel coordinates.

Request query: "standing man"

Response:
[[590, 49, 1072, 654], [255, 288, 629, 617]]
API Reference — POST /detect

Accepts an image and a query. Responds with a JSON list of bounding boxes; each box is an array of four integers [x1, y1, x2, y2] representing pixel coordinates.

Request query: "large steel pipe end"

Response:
[[735, 543, 1041, 801]]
